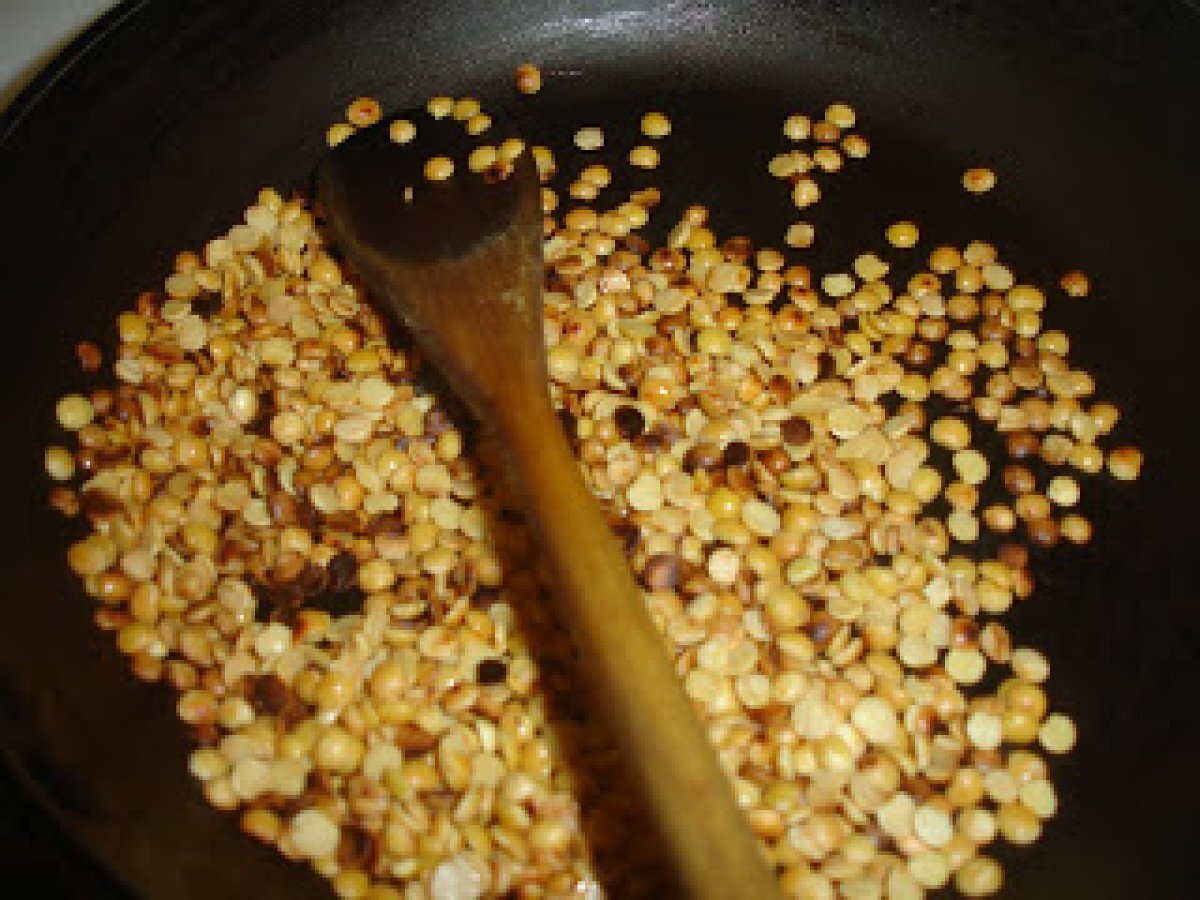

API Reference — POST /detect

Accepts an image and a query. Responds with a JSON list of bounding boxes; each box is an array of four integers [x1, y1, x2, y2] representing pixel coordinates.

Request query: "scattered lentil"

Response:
[[387, 119, 417, 144], [426, 95, 454, 118], [1038, 714, 1078, 755], [886, 220, 920, 249], [641, 111, 672, 138], [783, 114, 811, 141], [629, 144, 660, 169], [346, 97, 382, 127], [1059, 270, 1090, 297], [574, 127, 604, 151], [962, 167, 998, 194], [423, 155, 455, 181], [515, 63, 542, 95], [1106, 446, 1143, 481], [785, 221, 816, 249]]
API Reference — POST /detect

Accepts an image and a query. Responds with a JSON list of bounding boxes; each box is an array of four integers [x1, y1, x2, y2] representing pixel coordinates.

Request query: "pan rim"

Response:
[[0, 0, 147, 147]]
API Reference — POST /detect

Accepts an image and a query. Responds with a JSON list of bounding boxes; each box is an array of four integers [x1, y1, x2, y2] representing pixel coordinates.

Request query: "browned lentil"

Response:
[[1106, 445, 1144, 481], [346, 97, 382, 127], [1059, 269, 1090, 297], [962, 167, 997, 194], [514, 62, 542, 95]]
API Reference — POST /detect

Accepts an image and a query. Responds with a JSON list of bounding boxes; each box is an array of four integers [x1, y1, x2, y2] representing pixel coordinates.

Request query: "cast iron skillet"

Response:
[[1, 1, 1198, 897]]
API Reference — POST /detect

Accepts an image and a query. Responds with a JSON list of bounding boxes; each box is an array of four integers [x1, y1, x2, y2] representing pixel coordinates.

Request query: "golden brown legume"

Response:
[[43, 86, 1143, 900], [515, 63, 542, 95]]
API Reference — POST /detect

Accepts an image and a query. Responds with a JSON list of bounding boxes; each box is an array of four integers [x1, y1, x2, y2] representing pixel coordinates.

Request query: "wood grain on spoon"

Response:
[[317, 117, 781, 900]]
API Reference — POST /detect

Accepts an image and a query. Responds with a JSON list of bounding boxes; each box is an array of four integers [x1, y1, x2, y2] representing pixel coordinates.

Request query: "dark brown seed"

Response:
[[476, 658, 508, 685], [613, 405, 646, 440], [726, 466, 755, 495], [997, 543, 1029, 570], [253, 248, 281, 278], [682, 442, 723, 472], [73, 448, 96, 475], [910, 706, 938, 736], [1002, 465, 1036, 495], [722, 440, 750, 468], [557, 408, 578, 447], [780, 416, 813, 447], [113, 388, 141, 423], [135, 290, 160, 318], [471, 586, 501, 609], [367, 514, 406, 536], [1006, 431, 1039, 460], [904, 775, 937, 802], [623, 234, 651, 255], [766, 373, 793, 402], [657, 313, 688, 337], [904, 341, 933, 367], [337, 826, 378, 871], [817, 351, 838, 380], [1026, 517, 1060, 548], [642, 553, 681, 591], [950, 617, 979, 648], [49, 487, 81, 517], [393, 724, 438, 753], [807, 611, 838, 647], [295, 563, 330, 598], [192, 291, 224, 318], [80, 489, 123, 519], [644, 335, 673, 358], [244, 672, 294, 716], [326, 551, 359, 594], [721, 236, 753, 263], [759, 447, 792, 476], [251, 438, 282, 466], [977, 317, 1008, 342], [609, 516, 641, 553], [75, 341, 103, 373], [638, 425, 672, 454], [424, 408, 454, 437], [246, 391, 275, 435]]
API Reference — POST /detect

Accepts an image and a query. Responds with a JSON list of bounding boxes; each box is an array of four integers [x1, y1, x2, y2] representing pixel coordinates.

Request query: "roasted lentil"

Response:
[[44, 86, 1143, 900]]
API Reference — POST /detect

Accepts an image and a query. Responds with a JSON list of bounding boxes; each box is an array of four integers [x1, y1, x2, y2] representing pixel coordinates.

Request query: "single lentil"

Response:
[[962, 167, 998, 194], [641, 111, 672, 138], [515, 63, 542, 95]]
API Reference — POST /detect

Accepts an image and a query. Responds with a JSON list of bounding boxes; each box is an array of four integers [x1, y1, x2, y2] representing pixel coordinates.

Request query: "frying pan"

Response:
[[1, 0, 1197, 897]]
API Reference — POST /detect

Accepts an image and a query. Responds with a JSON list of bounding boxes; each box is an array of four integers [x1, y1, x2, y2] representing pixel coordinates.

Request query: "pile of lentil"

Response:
[[45, 69, 1144, 900]]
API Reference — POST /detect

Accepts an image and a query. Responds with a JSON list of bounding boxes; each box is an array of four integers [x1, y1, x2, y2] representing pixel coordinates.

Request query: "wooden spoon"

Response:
[[316, 115, 780, 899]]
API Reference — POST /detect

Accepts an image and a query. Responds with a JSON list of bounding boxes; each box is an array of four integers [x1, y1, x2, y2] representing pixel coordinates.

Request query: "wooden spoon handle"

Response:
[[497, 394, 781, 900]]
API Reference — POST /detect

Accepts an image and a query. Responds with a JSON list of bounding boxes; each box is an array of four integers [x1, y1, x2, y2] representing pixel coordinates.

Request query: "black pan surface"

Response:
[[1, 1, 1197, 897]]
